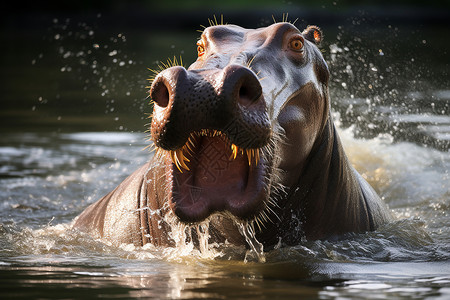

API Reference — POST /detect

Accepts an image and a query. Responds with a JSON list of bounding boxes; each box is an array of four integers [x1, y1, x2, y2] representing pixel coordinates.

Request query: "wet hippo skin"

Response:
[[73, 22, 392, 248]]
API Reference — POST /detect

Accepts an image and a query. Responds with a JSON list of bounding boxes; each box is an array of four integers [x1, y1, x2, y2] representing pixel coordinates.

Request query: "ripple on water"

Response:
[[0, 130, 449, 299]]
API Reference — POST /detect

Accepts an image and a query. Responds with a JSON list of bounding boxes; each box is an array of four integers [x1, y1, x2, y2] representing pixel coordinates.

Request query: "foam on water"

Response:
[[338, 125, 449, 208]]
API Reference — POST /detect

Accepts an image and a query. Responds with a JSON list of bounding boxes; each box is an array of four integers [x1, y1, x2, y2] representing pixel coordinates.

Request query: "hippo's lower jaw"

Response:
[[158, 128, 271, 224]]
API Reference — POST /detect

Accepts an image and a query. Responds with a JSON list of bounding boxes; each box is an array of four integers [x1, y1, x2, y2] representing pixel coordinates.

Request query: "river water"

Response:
[[1, 11, 449, 299]]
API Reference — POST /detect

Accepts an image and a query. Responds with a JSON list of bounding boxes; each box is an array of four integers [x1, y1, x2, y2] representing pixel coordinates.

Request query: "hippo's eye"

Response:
[[289, 38, 304, 52], [197, 41, 206, 57]]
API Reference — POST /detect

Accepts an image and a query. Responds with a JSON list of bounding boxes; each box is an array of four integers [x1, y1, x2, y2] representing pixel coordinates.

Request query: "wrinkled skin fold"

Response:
[[73, 22, 392, 248]]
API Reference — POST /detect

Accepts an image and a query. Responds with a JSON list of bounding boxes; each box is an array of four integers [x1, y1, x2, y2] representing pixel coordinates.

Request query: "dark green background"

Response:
[[1, 0, 449, 134]]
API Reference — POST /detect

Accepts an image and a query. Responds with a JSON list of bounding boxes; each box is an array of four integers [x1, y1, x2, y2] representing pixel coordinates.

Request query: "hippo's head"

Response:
[[149, 22, 329, 225]]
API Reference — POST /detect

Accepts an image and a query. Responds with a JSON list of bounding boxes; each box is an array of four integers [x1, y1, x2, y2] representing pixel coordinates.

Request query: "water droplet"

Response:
[[108, 50, 117, 56]]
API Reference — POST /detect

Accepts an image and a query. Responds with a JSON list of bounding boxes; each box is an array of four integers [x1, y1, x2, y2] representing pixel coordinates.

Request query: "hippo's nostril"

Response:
[[151, 80, 170, 108], [222, 65, 263, 108], [238, 85, 252, 107], [237, 77, 262, 107]]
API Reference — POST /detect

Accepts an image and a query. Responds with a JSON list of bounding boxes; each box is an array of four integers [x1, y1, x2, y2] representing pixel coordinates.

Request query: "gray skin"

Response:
[[73, 22, 392, 248]]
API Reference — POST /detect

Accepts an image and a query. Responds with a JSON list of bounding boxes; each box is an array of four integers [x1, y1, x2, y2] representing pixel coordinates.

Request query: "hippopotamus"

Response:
[[73, 22, 392, 248]]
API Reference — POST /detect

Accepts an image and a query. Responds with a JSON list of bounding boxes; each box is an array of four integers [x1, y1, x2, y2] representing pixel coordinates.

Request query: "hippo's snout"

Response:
[[150, 65, 270, 152]]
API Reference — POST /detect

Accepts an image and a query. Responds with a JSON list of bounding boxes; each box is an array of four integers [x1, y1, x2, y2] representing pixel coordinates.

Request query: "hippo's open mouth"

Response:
[[149, 63, 272, 224], [162, 129, 268, 223]]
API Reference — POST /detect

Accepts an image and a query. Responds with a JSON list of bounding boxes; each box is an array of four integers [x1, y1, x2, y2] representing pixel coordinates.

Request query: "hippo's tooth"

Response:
[[170, 149, 190, 172], [185, 135, 195, 153], [246, 149, 260, 166], [230, 144, 238, 160], [169, 151, 178, 169], [229, 145, 261, 166], [188, 134, 196, 148], [168, 130, 261, 170], [200, 129, 210, 137], [246, 149, 253, 166], [176, 148, 190, 171]]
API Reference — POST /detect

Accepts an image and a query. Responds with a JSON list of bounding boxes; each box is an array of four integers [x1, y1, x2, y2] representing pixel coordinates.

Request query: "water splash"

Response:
[[161, 219, 224, 261], [196, 222, 212, 257], [236, 221, 266, 263]]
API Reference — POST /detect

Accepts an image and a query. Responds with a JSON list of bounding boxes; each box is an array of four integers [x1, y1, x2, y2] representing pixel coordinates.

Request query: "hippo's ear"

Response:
[[303, 25, 323, 46]]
